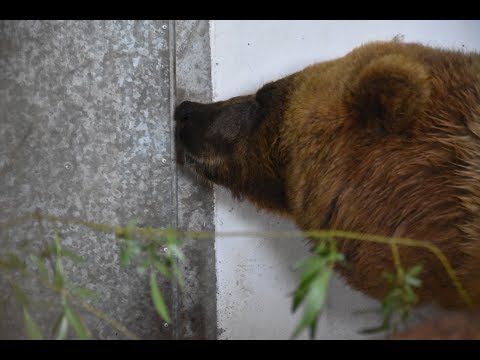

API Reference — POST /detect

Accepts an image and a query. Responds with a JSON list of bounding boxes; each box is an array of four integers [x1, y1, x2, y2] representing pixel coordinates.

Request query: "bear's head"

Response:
[[175, 75, 294, 217], [174, 42, 434, 220]]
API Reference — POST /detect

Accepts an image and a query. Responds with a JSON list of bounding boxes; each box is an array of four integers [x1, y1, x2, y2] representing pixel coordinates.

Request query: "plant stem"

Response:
[[0, 212, 473, 307], [11, 268, 140, 340], [389, 242, 403, 279]]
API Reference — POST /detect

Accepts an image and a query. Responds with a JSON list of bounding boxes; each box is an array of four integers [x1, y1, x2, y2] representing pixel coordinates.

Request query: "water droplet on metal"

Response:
[[64, 163, 72, 171], [162, 24, 167, 30], [161, 158, 167, 164]]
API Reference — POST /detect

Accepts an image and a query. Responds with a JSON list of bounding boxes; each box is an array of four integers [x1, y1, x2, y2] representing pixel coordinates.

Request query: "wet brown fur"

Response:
[[175, 41, 480, 308]]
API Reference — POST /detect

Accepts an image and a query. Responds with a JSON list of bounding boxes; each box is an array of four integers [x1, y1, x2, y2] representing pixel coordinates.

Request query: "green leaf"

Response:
[[120, 246, 130, 266], [126, 239, 141, 256], [292, 269, 320, 312], [381, 299, 396, 321], [53, 229, 62, 256], [152, 259, 172, 279], [334, 252, 345, 263], [403, 285, 418, 303], [39, 245, 55, 259], [52, 230, 65, 289], [147, 250, 172, 279], [10, 281, 29, 307], [150, 271, 171, 323], [23, 307, 43, 340], [32, 256, 49, 283], [291, 240, 344, 338], [53, 259, 64, 289], [382, 271, 396, 283], [127, 217, 139, 229], [292, 286, 308, 312], [291, 256, 328, 312], [71, 287, 96, 300], [313, 240, 329, 256], [386, 287, 402, 300], [358, 262, 423, 335], [292, 269, 332, 338], [64, 303, 89, 340], [407, 264, 423, 277], [52, 313, 69, 340], [405, 275, 422, 288], [0, 253, 25, 271], [137, 265, 148, 274], [166, 244, 185, 263], [294, 257, 323, 280], [61, 249, 85, 263]]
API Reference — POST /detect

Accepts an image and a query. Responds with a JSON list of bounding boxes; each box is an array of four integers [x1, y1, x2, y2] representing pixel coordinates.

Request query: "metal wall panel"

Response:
[[0, 20, 215, 340]]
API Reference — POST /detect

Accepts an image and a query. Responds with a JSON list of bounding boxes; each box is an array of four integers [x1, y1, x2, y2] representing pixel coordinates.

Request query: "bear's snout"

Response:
[[174, 100, 199, 124], [174, 100, 211, 160]]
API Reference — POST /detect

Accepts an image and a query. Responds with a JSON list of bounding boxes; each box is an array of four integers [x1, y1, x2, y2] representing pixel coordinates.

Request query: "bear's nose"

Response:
[[175, 101, 197, 123]]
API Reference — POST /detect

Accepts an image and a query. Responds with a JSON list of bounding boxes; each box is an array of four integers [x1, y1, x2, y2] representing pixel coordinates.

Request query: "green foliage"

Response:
[[2, 215, 189, 340], [10, 281, 30, 307], [1, 212, 436, 340], [32, 255, 49, 283], [0, 253, 26, 271], [64, 302, 89, 340], [360, 264, 423, 334], [1, 228, 94, 340], [291, 239, 344, 339], [150, 271, 171, 323], [9, 281, 44, 339], [52, 313, 69, 340], [116, 222, 186, 323], [71, 286, 96, 300], [23, 307, 43, 340]]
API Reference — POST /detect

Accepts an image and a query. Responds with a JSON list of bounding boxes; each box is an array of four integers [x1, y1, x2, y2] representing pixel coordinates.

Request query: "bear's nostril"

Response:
[[175, 100, 195, 123]]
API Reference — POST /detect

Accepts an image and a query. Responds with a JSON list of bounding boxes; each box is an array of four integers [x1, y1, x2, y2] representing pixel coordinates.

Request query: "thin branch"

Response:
[[73, 297, 140, 340], [389, 242, 403, 278], [0, 211, 474, 307], [10, 267, 140, 340]]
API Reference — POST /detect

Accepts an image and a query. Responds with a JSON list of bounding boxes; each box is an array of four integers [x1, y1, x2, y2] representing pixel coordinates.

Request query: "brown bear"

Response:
[[175, 41, 480, 310]]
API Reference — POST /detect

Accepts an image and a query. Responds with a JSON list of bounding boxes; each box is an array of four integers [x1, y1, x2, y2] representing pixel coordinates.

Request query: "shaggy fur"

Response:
[[175, 41, 480, 308]]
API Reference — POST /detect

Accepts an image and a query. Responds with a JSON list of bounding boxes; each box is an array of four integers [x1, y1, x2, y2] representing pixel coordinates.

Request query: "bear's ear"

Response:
[[253, 77, 291, 125], [345, 54, 431, 134]]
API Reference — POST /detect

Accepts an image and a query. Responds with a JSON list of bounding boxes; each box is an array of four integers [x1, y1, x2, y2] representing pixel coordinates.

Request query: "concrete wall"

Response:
[[212, 20, 480, 339]]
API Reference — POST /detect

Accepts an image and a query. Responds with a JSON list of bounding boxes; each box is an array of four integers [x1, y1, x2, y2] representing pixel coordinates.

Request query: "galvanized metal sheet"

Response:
[[0, 20, 215, 340]]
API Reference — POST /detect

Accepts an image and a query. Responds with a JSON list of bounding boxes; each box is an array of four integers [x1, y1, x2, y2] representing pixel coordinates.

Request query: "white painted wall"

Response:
[[210, 20, 480, 340]]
